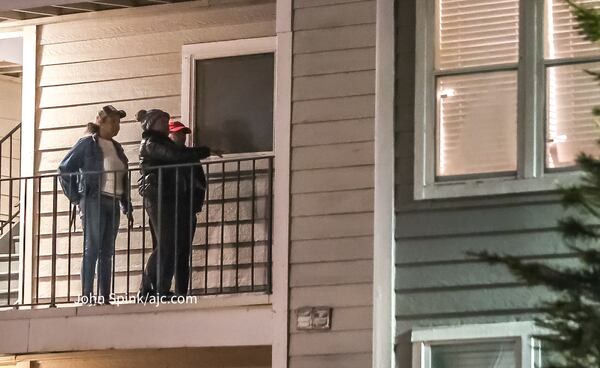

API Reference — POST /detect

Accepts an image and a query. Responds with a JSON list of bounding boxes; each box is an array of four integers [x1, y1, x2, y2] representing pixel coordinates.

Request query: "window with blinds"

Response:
[[430, 341, 517, 368], [436, 0, 520, 70], [545, 0, 600, 169], [435, 0, 520, 177]]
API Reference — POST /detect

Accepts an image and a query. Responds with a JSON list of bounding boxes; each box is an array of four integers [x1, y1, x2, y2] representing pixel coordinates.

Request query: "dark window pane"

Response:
[[194, 53, 274, 154]]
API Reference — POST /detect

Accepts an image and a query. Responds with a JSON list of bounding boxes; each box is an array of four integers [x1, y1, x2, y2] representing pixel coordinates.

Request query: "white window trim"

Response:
[[414, 0, 599, 200], [180, 34, 292, 368], [181, 36, 276, 151], [411, 321, 546, 368]]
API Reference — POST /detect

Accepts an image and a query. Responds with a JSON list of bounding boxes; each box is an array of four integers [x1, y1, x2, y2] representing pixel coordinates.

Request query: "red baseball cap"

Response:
[[168, 120, 191, 134]]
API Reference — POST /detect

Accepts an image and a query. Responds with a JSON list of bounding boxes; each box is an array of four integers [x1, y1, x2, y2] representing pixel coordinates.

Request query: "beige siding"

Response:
[[21, 346, 270, 368], [31, 0, 276, 302], [289, 0, 375, 366]]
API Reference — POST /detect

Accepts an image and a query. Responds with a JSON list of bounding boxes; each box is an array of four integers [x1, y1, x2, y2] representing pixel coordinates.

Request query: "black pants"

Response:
[[140, 195, 197, 295]]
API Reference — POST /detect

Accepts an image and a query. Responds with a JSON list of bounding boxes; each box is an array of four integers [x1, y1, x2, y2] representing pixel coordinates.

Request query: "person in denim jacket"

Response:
[[58, 105, 133, 304]]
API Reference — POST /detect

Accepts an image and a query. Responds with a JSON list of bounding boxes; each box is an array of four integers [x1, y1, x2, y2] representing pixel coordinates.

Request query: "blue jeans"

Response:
[[80, 194, 120, 299]]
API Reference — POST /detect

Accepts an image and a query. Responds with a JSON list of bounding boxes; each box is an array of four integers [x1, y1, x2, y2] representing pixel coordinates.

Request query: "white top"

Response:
[[97, 137, 126, 196]]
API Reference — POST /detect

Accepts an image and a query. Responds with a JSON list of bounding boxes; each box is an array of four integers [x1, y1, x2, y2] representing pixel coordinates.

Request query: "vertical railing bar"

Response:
[[174, 167, 179, 295], [235, 160, 241, 293], [267, 157, 274, 293], [35, 176, 41, 304], [126, 170, 132, 297], [96, 172, 101, 298], [67, 176, 72, 302], [9, 134, 12, 182], [188, 164, 195, 295], [204, 164, 210, 294], [141, 174, 146, 277], [7, 177, 12, 305], [111, 172, 117, 296], [1, 143, 3, 233], [219, 162, 225, 294], [250, 159, 256, 292], [21, 178, 28, 304], [50, 176, 58, 307], [157, 167, 163, 295]]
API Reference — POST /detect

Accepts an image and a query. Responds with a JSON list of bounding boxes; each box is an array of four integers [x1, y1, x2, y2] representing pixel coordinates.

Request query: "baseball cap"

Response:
[[169, 120, 191, 134], [99, 105, 126, 119]]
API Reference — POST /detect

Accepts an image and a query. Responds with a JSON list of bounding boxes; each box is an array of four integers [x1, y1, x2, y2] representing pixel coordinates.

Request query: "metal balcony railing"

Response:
[[0, 155, 273, 308]]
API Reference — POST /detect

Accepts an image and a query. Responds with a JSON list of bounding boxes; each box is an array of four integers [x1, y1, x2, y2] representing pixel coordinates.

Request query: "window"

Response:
[[415, 0, 600, 199], [181, 37, 276, 155], [412, 322, 543, 368], [431, 341, 517, 368]]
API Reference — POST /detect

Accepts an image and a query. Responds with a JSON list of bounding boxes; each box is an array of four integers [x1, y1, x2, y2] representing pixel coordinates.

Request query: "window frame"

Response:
[[411, 322, 544, 368], [181, 36, 276, 157], [414, 0, 600, 200]]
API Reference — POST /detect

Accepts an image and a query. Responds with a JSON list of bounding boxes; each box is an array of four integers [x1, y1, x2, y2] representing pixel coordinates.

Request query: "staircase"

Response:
[[0, 123, 21, 306]]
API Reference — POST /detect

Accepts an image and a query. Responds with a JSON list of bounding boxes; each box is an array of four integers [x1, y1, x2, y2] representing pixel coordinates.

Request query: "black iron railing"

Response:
[[0, 155, 273, 308]]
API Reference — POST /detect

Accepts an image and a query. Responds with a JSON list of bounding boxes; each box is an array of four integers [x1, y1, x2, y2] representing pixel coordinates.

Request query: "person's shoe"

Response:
[[157, 290, 176, 303], [136, 288, 156, 303]]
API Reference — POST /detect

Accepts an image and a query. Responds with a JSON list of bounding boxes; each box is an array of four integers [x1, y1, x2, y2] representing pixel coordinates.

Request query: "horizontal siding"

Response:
[[0, 76, 21, 124], [293, 70, 375, 101], [294, 24, 376, 54], [291, 165, 373, 194], [293, 47, 375, 77], [291, 118, 374, 147], [38, 0, 275, 45], [292, 141, 374, 170], [39, 74, 181, 108], [290, 236, 373, 263], [293, 95, 375, 123], [39, 96, 180, 130], [38, 53, 181, 87], [292, 189, 374, 216], [394, 1, 569, 368], [289, 0, 375, 366], [293, 1, 375, 31], [39, 22, 274, 65], [289, 353, 372, 368]]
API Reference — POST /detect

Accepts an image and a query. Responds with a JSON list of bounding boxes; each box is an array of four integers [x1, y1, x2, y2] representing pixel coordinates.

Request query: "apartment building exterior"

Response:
[[0, 0, 597, 367]]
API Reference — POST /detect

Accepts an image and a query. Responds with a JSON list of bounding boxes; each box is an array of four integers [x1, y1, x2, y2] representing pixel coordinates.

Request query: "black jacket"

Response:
[[138, 130, 209, 211]]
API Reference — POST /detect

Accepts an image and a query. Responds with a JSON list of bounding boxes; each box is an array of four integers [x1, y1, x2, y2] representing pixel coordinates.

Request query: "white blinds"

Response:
[[545, 0, 600, 169], [436, 0, 520, 70], [431, 341, 517, 368], [547, 62, 600, 168], [437, 71, 518, 177], [545, 0, 600, 59]]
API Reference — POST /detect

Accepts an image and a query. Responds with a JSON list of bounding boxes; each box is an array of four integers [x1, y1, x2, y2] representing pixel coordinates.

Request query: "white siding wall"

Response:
[[289, 1, 376, 366]]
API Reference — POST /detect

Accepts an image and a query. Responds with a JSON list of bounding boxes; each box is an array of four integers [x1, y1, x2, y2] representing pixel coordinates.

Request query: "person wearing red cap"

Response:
[[168, 120, 191, 145], [167, 120, 217, 296]]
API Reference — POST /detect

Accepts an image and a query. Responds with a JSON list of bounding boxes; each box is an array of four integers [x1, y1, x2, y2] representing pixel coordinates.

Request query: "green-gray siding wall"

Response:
[[394, 1, 570, 367]]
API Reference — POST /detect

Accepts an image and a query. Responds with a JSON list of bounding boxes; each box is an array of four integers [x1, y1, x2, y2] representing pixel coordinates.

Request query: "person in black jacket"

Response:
[[136, 109, 213, 298]]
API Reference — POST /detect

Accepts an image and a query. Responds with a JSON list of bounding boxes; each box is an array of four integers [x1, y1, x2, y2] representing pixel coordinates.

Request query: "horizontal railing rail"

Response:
[[0, 154, 274, 308]]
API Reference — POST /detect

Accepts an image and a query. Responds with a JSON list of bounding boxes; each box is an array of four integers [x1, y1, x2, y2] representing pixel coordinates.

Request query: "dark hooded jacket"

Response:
[[138, 129, 209, 212]]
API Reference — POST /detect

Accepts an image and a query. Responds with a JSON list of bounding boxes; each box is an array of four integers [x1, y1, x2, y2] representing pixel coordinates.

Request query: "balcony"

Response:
[[0, 152, 274, 309]]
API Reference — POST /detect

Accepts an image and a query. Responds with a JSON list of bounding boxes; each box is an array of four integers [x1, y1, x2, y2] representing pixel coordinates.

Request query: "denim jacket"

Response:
[[58, 134, 133, 214]]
